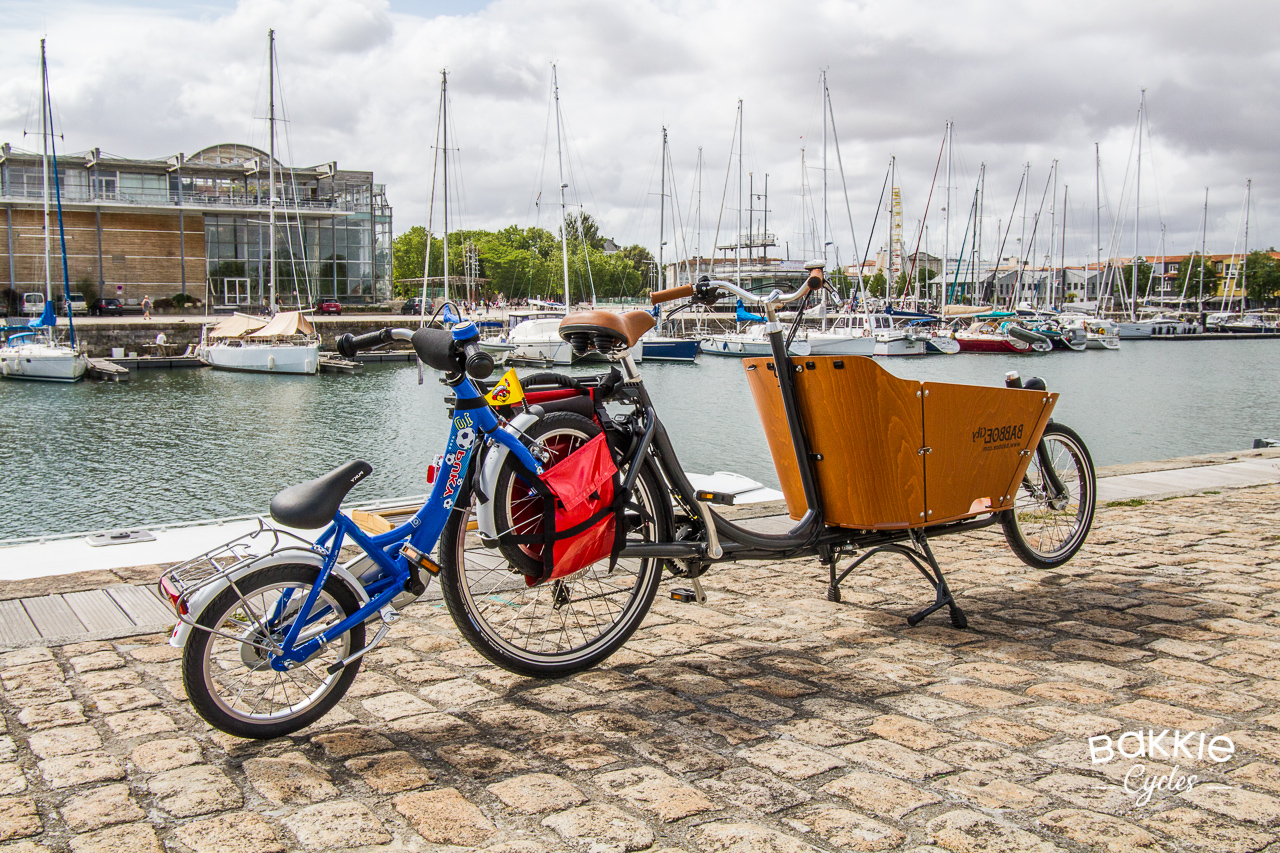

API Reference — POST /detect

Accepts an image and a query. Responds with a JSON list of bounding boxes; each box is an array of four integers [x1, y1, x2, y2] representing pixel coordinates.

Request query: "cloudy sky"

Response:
[[2, 0, 1277, 272]]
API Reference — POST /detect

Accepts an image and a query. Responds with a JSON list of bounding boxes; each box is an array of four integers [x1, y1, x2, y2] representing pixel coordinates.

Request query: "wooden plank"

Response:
[[0, 599, 41, 645], [22, 596, 87, 639], [922, 383, 1057, 524], [105, 585, 175, 627], [745, 355, 927, 530], [62, 590, 135, 634]]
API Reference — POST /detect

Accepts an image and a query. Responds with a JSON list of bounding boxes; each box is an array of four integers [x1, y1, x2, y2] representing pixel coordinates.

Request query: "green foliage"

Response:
[[170, 293, 201, 308], [154, 297, 174, 310], [392, 217, 650, 302], [867, 270, 887, 298], [1245, 250, 1280, 305], [77, 276, 97, 302], [1172, 254, 1219, 301], [1120, 260, 1155, 299]]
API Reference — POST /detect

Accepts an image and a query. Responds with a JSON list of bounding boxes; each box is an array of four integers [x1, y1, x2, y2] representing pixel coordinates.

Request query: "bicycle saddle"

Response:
[[269, 460, 373, 530], [559, 310, 656, 356]]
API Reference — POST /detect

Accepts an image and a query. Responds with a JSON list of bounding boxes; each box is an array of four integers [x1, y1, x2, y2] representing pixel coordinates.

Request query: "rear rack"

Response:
[[157, 518, 321, 625]]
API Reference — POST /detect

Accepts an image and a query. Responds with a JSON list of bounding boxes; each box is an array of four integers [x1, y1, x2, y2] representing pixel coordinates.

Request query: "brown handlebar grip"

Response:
[[650, 285, 695, 305]]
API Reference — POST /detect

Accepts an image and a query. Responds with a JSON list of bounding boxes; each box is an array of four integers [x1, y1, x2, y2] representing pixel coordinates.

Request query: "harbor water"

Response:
[[2, 339, 1278, 541]]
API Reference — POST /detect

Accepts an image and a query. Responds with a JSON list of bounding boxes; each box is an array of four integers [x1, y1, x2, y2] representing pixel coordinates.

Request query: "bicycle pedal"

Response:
[[400, 543, 441, 575], [671, 588, 698, 603], [695, 490, 735, 507]]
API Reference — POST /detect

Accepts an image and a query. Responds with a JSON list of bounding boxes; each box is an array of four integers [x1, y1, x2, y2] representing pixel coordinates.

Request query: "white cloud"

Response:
[[2, 0, 1277, 264]]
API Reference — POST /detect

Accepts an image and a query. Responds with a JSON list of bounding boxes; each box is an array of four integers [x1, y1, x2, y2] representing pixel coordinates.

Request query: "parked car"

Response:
[[21, 293, 46, 316], [90, 298, 125, 317], [64, 293, 88, 314], [401, 297, 425, 315], [315, 299, 342, 315]]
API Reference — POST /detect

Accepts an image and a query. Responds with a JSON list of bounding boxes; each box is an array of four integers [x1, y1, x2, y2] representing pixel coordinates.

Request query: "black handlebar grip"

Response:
[[336, 328, 392, 359], [462, 341, 495, 380]]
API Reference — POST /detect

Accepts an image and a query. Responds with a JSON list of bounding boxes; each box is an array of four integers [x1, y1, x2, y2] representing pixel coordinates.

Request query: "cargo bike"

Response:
[[159, 264, 1095, 737], [443, 262, 1096, 676]]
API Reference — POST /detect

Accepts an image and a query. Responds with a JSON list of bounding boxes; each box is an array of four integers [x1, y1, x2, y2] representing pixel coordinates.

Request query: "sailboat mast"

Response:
[[658, 127, 666, 293], [1061, 184, 1068, 305], [41, 39, 51, 303], [553, 65, 570, 308], [942, 120, 950, 316], [268, 30, 277, 314], [1242, 178, 1251, 310], [442, 70, 450, 305], [820, 71, 829, 329], [736, 100, 742, 289], [1132, 90, 1143, 321], [1199, 188, 1208, 309], [1049, 160, 1057, 310], [1095, 143, 1101, 310]]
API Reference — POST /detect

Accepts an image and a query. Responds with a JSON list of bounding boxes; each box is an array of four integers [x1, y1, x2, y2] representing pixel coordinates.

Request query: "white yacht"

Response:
[[810, 313, 923, 357], [196, 311, 319, 375], [0, 325, 87, 382], [0, 42, 88, 384]]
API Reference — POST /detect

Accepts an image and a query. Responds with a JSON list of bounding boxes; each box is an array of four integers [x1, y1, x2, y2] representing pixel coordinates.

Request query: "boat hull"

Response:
[[923, 335, 960, 354], [640, 337, 699, 362], [0, 346, 88, 382], [197, 343, 319, 375], [806, 333, 879, 357], [955, 333, 1036, 354]]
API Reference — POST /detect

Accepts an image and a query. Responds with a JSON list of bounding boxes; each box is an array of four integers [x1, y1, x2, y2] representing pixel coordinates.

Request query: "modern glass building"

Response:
[[0, 141, 392, 310]]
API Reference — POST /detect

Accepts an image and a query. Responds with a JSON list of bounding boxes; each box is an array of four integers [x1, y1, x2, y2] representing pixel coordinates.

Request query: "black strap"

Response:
[[454, 396, 490, 411]]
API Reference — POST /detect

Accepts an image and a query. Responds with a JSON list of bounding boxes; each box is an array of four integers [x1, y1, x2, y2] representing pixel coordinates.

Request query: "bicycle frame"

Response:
[[251, 332, 546, 667]]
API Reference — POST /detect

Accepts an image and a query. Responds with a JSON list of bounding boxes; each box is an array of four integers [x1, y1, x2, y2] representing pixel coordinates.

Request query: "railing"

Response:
[[0, 187, 353, 212]]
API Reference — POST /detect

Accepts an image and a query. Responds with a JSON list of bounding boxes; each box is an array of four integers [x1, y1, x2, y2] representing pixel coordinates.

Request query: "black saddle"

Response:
[[269, 460, 372, 530]]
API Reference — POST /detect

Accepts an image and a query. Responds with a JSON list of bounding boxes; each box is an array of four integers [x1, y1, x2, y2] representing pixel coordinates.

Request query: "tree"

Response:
[[867, 270, 887, 298], [1245, 250, 1280, 306], [1120, 260, 1155, 301], [566, 212, 605, 251], [1173, 254, 1221, 304]]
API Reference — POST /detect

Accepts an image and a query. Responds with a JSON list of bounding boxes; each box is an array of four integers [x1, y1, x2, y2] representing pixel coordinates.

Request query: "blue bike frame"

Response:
[[270, 324, 544, 667]]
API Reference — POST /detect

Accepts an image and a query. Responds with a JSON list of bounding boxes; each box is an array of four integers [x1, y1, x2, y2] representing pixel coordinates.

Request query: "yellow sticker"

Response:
[[483, 368, 525, 407]]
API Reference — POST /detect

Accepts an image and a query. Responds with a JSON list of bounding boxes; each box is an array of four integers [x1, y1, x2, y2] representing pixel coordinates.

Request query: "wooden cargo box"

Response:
[[743, 355, 1056, 530]]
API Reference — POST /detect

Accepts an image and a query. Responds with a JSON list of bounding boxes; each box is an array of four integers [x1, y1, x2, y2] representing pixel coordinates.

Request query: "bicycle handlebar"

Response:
[[652, 264, 825, 310], [336, 328, 394, 359], [337, 327, 492, 380], [650, 285, 695, 305]]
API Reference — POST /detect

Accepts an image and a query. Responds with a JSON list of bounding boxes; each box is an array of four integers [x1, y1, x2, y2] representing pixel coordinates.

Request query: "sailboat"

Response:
[[640, 127, 699, 362], [195, 30, 320, 375], [505, 66, 641, 366], [0, 40, 88, 383]]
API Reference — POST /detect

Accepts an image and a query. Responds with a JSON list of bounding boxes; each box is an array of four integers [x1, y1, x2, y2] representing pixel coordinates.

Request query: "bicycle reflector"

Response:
[[400, 543, 441, 575]]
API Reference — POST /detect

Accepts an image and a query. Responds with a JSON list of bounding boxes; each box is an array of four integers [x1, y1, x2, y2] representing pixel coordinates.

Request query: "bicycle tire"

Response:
[[182, 563, 365, 739], [439, 415, 670, 677], [1001, 423, 1096, 569]]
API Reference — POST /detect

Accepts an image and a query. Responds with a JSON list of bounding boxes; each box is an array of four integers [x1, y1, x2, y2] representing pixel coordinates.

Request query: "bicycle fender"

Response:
[[476, 411, 542, 542], [168, 550, 371, 648]]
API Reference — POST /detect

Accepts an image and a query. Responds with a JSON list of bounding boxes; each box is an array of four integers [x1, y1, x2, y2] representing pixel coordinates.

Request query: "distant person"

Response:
[[141, 294, 152, 319]]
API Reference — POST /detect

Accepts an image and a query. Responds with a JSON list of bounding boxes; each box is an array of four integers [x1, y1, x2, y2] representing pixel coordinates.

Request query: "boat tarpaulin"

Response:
[[249, 311, 315, 339], [208, 313, 268, 339]]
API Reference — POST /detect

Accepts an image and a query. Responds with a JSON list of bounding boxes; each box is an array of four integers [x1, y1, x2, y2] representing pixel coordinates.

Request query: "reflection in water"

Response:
[[1, 340, 1278, 539]]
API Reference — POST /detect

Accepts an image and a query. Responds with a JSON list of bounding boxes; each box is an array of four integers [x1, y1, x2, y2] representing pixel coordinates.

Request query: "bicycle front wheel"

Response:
[[1001, 423, 1096, 569], [181, 564, 365, 739], [439, 431, 669, 677]]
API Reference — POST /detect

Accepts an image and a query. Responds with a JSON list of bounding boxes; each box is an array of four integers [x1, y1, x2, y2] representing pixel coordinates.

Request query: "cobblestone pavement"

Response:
[[1, 486, 1279, 852]]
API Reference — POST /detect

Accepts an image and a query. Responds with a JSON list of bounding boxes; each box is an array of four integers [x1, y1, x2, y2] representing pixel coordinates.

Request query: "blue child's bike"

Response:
[[158, 319, 573, 738]]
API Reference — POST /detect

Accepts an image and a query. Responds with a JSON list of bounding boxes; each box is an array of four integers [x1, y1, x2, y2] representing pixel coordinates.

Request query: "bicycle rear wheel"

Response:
[[182, 564, 364, 739], [439, 414, 669, 677], [1001, 423, 1096, 569]]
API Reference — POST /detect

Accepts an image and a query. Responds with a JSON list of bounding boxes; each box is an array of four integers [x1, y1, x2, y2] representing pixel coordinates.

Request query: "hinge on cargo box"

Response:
[[918, 446, 932, 456], [810, 453, 823, 461]]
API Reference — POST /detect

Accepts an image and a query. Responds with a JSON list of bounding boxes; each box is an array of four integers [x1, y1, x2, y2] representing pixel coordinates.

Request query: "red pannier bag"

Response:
[[515, 432, 623, 585]]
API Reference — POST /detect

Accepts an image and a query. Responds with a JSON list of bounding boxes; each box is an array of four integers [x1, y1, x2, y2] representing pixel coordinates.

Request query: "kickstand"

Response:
[[827, 530, 968, 629]]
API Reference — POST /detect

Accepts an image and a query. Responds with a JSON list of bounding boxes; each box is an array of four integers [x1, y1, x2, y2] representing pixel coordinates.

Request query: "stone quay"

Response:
[[0, 465, 1276, 851]]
